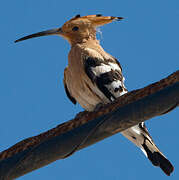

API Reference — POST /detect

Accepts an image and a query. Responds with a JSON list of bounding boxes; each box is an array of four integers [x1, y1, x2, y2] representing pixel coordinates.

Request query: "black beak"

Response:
[[15, 28, 62, 43]]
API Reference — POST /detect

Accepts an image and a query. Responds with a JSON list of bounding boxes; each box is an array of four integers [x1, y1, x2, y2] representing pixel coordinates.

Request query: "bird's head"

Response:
[[15, 14, 123, 45]]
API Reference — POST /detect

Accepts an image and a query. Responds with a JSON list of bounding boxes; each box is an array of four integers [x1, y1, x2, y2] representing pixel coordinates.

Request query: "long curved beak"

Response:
[[15, 27, 62, 43]]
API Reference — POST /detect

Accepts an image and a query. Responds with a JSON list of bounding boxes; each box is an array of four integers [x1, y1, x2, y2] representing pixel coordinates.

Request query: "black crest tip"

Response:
[[75, 14, 81, 18], [96, 14, 102, 17], [116, 17, 124, 21]]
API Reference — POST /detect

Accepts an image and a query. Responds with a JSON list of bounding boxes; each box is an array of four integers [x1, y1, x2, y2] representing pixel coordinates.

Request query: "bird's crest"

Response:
[[64, 14, 123, 27]]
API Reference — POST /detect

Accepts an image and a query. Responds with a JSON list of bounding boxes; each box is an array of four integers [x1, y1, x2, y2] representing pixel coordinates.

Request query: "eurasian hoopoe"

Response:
[[15, 14, 174, 176]]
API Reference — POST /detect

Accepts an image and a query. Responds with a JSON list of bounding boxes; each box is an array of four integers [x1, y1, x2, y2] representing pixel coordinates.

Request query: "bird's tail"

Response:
[[121, 123, 174, 176], [141, 137, 174, 176]]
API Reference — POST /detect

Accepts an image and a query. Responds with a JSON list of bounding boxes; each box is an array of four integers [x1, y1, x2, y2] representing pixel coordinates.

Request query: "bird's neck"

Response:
[[69, 38, 112, 64], [71, 38, 102, 50]]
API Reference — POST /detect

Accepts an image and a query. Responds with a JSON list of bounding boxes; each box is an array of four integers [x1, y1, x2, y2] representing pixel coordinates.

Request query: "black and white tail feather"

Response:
[[84, 55, 174, 176], [121, 122, 174, 176]]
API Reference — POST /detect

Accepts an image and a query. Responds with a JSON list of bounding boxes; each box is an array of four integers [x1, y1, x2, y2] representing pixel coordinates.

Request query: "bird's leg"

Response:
[[94, 103, 106, 112], [75, 110, 88, 119]]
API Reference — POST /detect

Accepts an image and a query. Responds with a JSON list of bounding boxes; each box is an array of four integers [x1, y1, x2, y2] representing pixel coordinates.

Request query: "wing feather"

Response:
[[84, 56, 127, 101]]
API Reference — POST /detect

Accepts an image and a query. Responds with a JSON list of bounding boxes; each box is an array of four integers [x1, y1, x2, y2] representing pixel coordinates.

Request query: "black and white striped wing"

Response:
[[84, 57, 127, 102]]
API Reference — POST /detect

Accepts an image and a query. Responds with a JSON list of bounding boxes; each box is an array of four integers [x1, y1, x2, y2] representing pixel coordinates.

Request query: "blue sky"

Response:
[[0, 0, 178, 179]]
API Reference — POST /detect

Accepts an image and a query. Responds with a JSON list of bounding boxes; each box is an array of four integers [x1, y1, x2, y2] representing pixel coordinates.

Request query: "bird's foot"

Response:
[[75, 111, 87, 119], [94, 103, 105, 112]]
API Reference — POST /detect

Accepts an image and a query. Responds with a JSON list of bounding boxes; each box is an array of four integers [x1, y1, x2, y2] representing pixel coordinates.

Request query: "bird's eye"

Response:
[[72, 26, 79, 31]]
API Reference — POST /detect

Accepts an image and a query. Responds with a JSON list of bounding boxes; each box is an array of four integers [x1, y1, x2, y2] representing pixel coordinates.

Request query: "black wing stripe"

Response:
[[85, 57, 104, 82], [84, 56, 124, 101], [96, 75, 116, 100]]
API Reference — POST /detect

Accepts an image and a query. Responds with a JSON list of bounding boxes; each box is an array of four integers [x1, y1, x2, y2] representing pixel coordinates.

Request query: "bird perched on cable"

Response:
[[15, 14, 174, 176]]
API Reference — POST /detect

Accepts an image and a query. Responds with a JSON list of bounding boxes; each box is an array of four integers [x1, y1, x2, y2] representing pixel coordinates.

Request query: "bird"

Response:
[[15, 14, 174, 176]]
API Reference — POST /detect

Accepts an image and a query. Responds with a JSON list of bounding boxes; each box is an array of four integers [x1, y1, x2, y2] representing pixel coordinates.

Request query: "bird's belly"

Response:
[[72, 79, 110, 111]]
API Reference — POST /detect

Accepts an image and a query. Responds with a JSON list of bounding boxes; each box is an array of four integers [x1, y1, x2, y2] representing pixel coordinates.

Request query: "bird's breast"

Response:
[[66, 45, 110, 111]]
